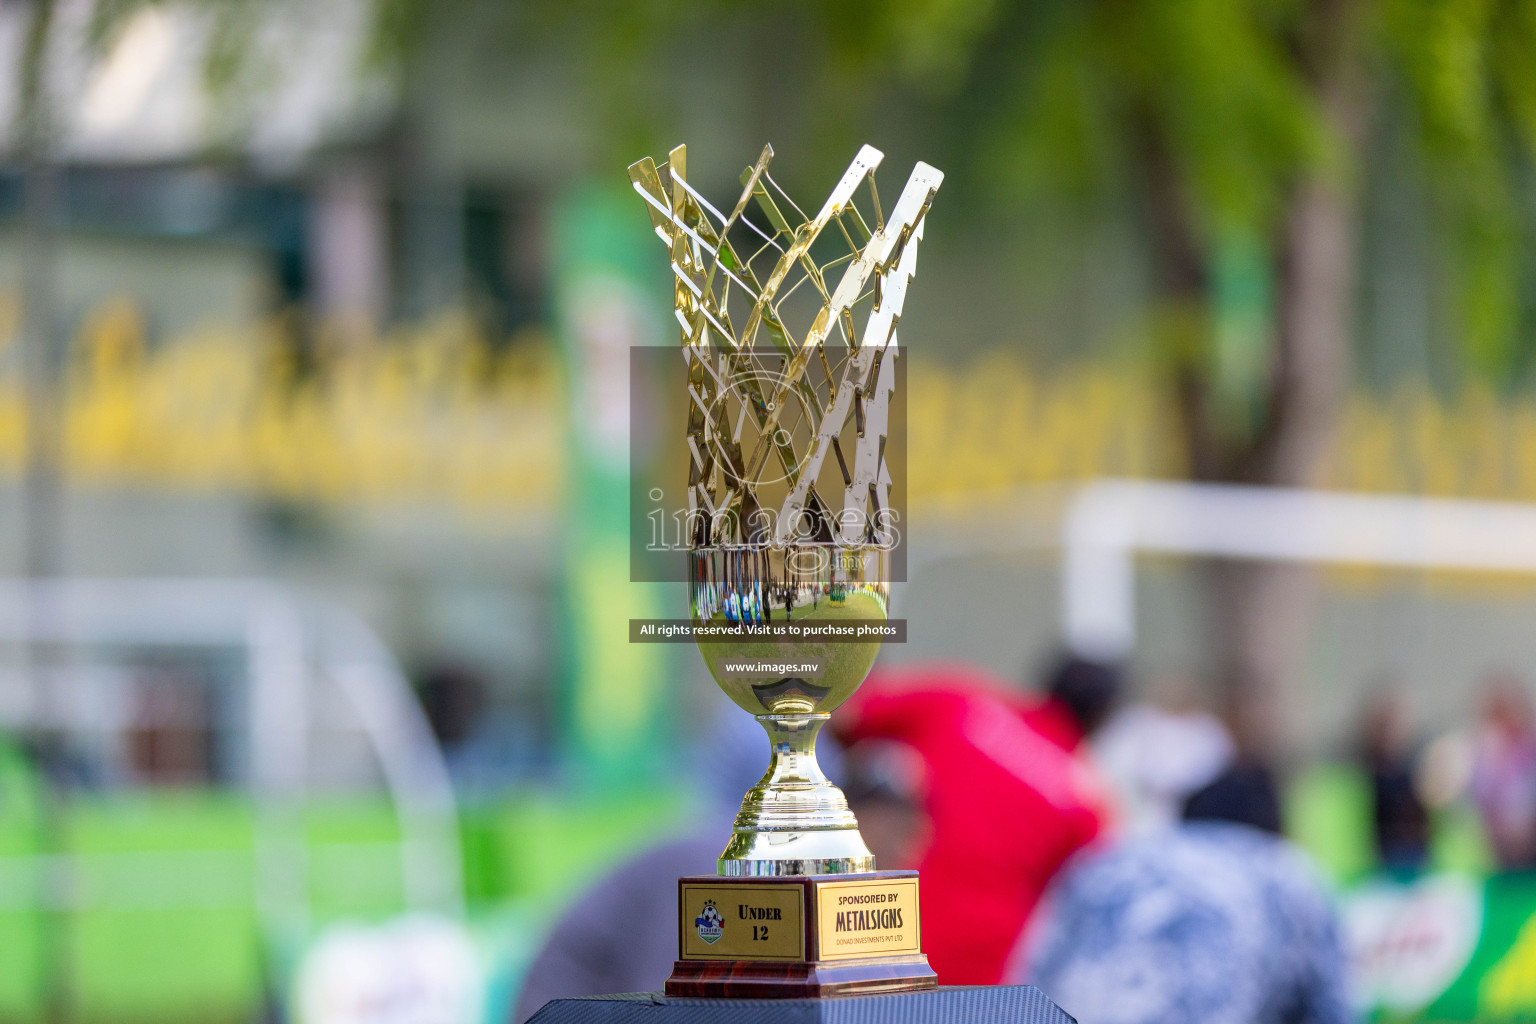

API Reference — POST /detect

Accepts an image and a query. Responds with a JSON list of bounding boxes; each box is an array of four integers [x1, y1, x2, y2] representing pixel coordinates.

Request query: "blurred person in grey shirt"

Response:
[[511, 833, 721, 1022]]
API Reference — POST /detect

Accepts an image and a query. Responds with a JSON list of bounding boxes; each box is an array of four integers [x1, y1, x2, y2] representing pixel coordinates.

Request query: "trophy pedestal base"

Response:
[[526, 987, 1075, 1024], [664, 953, 935, 998], [667, 871, 934, 999]]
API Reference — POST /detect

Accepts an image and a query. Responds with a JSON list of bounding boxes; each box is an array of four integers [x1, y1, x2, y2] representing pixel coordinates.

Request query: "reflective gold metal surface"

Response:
[[630, 143, 941, 878]]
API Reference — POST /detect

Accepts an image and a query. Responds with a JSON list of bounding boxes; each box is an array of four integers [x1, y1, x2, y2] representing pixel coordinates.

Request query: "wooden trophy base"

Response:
[[665, 871, 937, 999]]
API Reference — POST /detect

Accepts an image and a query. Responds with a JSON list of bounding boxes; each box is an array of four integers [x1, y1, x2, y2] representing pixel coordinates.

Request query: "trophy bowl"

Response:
[[691, 542, 889, 876]]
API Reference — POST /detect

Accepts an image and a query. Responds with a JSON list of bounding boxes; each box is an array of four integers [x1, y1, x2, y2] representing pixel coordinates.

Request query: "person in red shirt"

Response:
[[835, 655, 1120, 985]]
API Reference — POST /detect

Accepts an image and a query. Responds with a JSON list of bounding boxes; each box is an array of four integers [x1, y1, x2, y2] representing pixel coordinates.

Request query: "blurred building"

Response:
[[0, 0, 1535, 765]]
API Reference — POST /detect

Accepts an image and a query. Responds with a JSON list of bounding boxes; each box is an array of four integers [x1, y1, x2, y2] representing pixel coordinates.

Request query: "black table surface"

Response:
[[525, 986, 1075, 1024]]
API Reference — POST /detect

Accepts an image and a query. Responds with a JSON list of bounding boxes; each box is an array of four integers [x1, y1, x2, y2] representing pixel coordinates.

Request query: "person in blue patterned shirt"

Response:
[[1016, 769, 1353, 1024]]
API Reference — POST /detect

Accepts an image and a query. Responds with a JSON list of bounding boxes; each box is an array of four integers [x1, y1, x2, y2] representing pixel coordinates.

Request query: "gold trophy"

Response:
[[629, 143, 941, 997]]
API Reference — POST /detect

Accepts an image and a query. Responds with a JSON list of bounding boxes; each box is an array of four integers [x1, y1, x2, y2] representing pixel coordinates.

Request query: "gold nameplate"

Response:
[[677, 875, 922, 965], [679, 883, 805, 961], [815, 878, 922, 961]]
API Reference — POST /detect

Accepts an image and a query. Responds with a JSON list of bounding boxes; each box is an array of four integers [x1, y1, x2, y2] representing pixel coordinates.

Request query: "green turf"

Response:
[[0, 748, 692, 1024]]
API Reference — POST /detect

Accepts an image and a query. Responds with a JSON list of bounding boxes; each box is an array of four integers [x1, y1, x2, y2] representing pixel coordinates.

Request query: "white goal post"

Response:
[[1063, 480, 1536, 661]]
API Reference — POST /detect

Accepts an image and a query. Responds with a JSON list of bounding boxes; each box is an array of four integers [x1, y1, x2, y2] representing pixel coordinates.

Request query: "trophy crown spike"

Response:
[[628, 144, 941, 550]]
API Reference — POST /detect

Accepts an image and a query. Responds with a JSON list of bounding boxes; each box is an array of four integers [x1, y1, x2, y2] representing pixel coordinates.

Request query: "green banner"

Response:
[[1346, 872, 1536, 1020], [551, 183, 671, 785]]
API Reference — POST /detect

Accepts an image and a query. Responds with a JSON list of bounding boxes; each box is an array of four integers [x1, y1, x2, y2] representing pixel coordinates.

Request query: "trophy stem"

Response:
[[717, 713, 876, 877]]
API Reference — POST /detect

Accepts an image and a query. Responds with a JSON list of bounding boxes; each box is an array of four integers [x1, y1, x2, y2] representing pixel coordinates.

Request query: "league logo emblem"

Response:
[[694, 900, 725, 945]]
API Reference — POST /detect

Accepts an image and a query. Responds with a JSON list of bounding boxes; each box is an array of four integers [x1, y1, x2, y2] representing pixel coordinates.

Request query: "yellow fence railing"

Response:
[[5, 297, 1536, 516], [0, 299, 562, 516]]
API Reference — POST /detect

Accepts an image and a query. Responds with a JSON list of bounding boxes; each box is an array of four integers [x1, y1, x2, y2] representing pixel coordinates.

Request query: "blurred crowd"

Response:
[[512, 657, 1536, 1024]]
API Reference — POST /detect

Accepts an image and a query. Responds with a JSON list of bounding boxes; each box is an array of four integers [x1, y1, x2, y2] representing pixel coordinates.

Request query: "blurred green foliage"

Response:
[[0, 0, 1477, 511], [41, 0, 1535, 451]]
